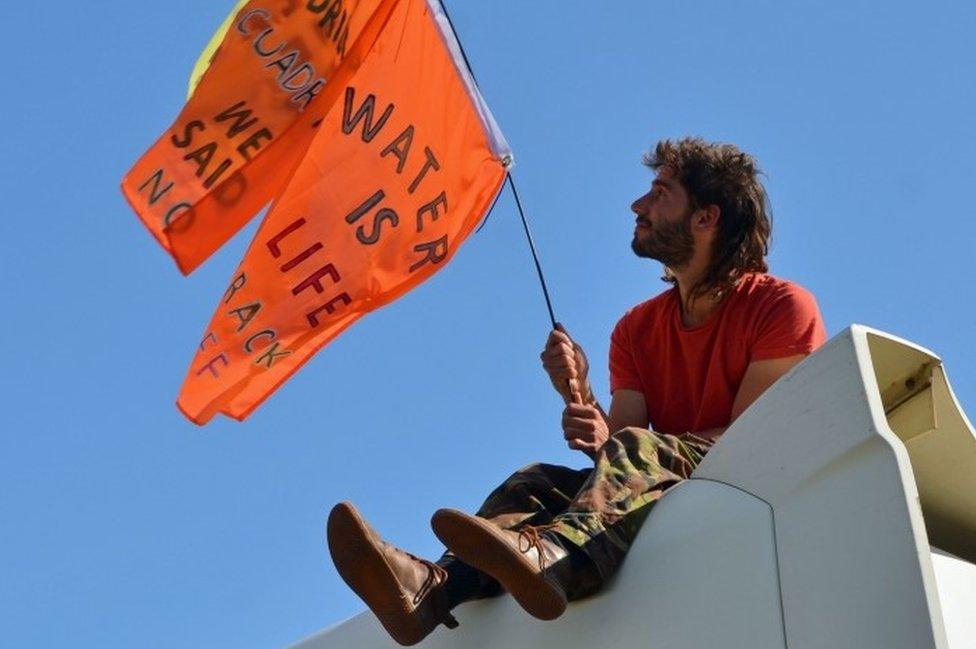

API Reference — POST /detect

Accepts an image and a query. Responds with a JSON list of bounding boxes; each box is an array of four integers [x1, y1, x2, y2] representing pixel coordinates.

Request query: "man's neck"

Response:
[[671, 256, 724, 328]]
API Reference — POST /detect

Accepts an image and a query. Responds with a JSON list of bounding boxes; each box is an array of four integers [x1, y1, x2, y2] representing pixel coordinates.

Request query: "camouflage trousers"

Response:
[[451, 427, 713, 601]]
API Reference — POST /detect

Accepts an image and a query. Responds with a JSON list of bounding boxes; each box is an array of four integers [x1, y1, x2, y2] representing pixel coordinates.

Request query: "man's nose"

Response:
[[631, 193, 649, 215]]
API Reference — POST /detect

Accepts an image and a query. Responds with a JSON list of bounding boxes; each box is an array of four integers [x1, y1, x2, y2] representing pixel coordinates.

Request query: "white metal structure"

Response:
[[289, 326, 976, 649]]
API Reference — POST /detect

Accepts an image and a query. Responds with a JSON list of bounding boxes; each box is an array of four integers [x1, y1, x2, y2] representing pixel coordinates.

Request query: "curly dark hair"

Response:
[[643, 137, 772, 303]]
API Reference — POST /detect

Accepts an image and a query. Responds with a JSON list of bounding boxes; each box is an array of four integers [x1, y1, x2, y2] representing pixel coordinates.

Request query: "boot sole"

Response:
[[431, 509, 567, 620], [327, 502, 429, 646]]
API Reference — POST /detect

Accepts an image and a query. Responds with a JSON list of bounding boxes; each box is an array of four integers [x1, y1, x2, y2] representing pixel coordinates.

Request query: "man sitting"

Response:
[[326, 137, 827, 645]]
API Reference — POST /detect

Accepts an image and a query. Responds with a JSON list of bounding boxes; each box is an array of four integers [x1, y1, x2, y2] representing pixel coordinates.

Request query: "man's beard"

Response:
[[631, 212, 695, 268]]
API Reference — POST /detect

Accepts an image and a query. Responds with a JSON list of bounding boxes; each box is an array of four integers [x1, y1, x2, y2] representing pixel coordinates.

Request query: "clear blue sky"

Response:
[[2, 1, 975, 647]]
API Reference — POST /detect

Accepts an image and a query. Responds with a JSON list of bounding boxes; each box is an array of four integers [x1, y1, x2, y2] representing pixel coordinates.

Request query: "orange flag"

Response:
[[177, 0, 512, 424], [122, 0, 396, 274]]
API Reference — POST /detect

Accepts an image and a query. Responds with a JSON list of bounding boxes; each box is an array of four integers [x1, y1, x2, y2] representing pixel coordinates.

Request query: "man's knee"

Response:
[[488, 463, 557, 497], [490, 462, 589, 505], [512, 462, 549, 476], [505, 462, 581, 487], [477, 462, 583, 521], [496, 462, 546, 486]]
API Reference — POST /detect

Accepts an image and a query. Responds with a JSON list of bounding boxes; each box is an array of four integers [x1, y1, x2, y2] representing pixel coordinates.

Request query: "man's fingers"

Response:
[[542, 353, 576, 371], [564, 403, 598, 418], [562, 405, 597, 422], [564, 430, 596, 444], [541, 347, 575, 372], [562, 416, 593, 437], [546, 329, 573, 349], [543, 367, 578, 384], [562, 416, 597, 438], [563, 423, 596, 438], [567, 438, 597, 454], [542, 351, 579, 382], [543, 342, 574, 359]]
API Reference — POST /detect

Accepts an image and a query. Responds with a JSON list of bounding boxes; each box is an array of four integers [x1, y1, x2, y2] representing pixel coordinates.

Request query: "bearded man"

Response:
[[326, 137, 827, 645]]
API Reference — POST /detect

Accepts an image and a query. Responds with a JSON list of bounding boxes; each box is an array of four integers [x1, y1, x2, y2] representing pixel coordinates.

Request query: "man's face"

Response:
[[630, 166, 695, 268]]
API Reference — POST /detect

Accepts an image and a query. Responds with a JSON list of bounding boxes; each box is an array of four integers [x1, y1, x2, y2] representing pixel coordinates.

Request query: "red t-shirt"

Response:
[[609, 273, 826, 435]]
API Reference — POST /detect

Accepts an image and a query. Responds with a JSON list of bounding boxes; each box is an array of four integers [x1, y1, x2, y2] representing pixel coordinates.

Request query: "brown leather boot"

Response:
[[327, 502, 458, 646], [430, 508, 570, 620]]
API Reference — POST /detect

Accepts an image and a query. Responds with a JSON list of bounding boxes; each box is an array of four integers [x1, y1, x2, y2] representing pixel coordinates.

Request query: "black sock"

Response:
[[438, 555, 500, 609], [550, 532, 593, 568], [547, 531, 604, 599]]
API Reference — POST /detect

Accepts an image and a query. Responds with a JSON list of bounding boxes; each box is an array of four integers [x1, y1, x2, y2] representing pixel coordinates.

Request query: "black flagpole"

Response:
[[439, 1, 559, 329], [505, 173, 558, 330]]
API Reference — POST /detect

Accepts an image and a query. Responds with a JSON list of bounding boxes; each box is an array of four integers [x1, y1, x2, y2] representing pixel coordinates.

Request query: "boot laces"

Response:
[[516, 523, 559, 571], [410, 558, 458, 628], [411, 555, 446, 606]]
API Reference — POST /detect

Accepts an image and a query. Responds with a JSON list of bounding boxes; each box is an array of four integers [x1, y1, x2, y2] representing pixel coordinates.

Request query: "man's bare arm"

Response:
[[692, 354, 809, 441], [603, 388, 648, 433], [730, 354, 807, 421]]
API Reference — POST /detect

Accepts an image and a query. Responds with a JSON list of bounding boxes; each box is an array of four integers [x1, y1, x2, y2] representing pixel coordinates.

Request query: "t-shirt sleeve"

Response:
[[750, 283, 827, 361], [609, 315, 643, 393]]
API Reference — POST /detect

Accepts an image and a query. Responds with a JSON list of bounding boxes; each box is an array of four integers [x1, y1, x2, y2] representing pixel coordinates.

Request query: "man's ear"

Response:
[[694, 204, 720, 230]]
